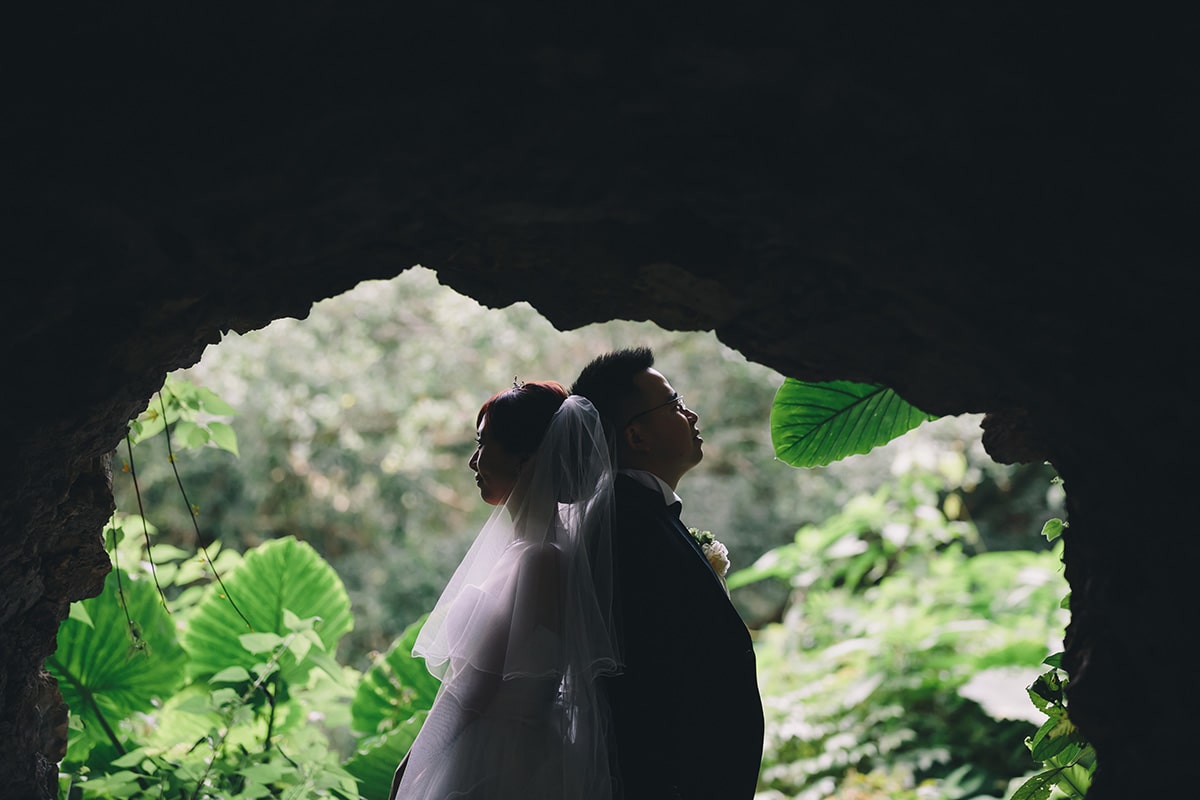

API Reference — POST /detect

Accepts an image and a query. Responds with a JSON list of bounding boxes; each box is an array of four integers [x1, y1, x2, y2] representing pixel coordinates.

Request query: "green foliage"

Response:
[[1012, 664, 1094, 800], [1006, 519, 1095, 800], [103, 514, 244, 617], [115, 269, 1063, 662], [127, 375, 240, 455], [182, 536, 353, 688], [750, 401, 1085, 800], [728, 480, 973, 594], [771, 378, 937, 468], [52, 531, 371, 798], [49, 566, 188, 765], [73, 270, 1083, 799], [348, 616, 439, 743], [343, 617, 441, 799], [741, 466, 1071, 799], [56, 374, 450, 798], [53, 373, 449, 798], [52, 532, 437, 799], [732, 439, 982, 596]]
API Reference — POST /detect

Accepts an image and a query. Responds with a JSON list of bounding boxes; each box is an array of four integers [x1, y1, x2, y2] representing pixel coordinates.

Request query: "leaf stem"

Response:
[[47, 655, 126, 756], [157, 391, 253, 630]]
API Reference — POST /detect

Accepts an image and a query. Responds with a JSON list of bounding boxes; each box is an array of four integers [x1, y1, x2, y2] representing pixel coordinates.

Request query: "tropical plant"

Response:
[[342, 617, 440, 799], [1006, 519, 1095, 800], [736, 469, 1069, 799], [50, 554, 188, 769], [761, 379, 1093, 800], [52, 378, 436, 799], [55, 317, 1084, 799], [52, 522, 441, 799], [116, 270, 1063, 660], [51, 527, 363, 798]]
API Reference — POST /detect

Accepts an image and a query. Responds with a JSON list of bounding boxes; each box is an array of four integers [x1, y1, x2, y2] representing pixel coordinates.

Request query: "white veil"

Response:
[[400, 395, 620, 799]]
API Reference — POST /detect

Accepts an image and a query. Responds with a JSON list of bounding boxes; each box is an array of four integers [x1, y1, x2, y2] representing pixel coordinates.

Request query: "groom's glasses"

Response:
[[624, 394, 688, 427]]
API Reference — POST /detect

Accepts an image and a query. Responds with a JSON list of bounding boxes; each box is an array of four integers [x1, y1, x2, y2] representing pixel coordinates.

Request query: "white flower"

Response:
[[702, 540, 730, 576], [689, 527, 732, 594]]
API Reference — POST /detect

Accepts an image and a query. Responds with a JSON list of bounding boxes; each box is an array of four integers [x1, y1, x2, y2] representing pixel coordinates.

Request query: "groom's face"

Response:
[[624, 368, 703, 485]]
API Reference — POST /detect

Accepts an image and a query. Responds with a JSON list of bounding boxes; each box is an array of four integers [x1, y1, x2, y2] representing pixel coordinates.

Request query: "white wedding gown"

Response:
[[399, 542, 571, 798], [393, 397, 619, 800]]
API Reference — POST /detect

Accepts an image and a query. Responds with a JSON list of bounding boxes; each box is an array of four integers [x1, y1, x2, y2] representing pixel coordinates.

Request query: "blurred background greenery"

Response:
[[114, 266, 1063, 672], [99, 265, 1077, 798]]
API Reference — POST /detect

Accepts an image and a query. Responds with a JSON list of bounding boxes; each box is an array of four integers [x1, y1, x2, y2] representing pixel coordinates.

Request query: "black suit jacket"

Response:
[[604, 474, 764, 799]]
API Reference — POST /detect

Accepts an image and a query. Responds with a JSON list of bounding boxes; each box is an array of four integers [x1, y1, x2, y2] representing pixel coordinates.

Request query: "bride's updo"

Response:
[[477, 380, 569, 459]]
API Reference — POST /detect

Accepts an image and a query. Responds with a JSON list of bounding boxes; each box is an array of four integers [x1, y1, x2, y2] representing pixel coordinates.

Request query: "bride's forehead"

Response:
[[478, 411, 515, 442]]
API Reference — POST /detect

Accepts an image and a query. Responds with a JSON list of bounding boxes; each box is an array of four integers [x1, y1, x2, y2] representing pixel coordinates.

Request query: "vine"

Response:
[[150, 387, 250, 629]]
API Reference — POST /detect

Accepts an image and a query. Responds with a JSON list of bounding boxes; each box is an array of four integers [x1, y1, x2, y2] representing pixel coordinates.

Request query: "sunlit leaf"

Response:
[[104, 520, 126, 549], [110, 747, 152, 768], [195, 385, 237, 416], [350, 615, 440, 738], [68, 602, 94, 628], [770, 379, 937, 468], [174, 420, 209, 450], [211, 666, 252, 684], [1041, 518, 1066, 543], [128, 411, 166, 444], [240, 632, 286, 654], [239, 762, 289, 784], [146, 542, 189, 562], [72, 770, 143, 797], [344, 712, 429, 800], [207, 421, 239, 456], [48, 569, 187, 760], [341, 615, 439, 798], [1010, 766, 1069, 800], [182, 536, 353, 687]]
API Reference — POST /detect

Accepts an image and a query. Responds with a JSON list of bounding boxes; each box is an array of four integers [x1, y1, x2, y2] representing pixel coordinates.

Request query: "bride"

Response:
[[389, 381, 621, 800]]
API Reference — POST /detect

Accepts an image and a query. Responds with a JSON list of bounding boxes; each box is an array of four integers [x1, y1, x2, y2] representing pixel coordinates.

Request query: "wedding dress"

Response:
[[394, 396, 621, 800]]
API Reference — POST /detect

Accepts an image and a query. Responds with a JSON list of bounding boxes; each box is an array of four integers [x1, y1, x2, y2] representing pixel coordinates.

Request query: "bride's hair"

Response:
[[476, 380, 569, 458]]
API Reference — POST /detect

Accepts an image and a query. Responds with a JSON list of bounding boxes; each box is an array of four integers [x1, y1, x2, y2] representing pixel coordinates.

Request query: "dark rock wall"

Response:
[[3, 4, 1196, 797]]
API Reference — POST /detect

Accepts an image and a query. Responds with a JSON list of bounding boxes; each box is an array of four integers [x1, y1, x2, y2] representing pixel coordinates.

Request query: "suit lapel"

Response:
[[664, 496, 728, 590], [670, 512, 707, 560], [617, 474, 725, 588]]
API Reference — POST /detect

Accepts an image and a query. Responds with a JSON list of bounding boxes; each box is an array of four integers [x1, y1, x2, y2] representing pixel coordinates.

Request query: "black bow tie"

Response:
[[668, 501, 683, 519]]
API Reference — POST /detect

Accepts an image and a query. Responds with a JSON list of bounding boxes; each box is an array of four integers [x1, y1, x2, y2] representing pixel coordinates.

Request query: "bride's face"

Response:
[[468, 413, 524, 506]]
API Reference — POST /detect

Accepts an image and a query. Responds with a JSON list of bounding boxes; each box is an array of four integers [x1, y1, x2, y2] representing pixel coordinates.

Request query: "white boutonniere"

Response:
[[688, 527, 731, 594]]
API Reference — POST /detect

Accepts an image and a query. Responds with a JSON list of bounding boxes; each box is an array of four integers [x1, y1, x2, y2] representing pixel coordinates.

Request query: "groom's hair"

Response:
[[569, 346, 654, 437]]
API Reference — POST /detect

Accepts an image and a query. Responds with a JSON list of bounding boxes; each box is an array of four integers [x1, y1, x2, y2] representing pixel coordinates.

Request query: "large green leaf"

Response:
[[48, 568, 187, 761], [345, 616, 440, 800], [182, 536, 353, 686], [350, 615, 439, 739], [770, 379, 937, 468], [344, 712, 429, 800]]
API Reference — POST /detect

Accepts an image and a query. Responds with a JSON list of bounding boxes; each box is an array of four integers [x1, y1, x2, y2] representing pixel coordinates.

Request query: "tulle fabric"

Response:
[[398, 395, 621, 799]]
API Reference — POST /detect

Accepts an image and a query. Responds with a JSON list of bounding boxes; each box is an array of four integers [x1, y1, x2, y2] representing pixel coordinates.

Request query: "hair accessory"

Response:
[[513, 377, 525, 389]]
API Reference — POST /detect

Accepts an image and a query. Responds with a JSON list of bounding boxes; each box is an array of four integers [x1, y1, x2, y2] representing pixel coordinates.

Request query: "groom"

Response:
[[571, 347, 764, 800]]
